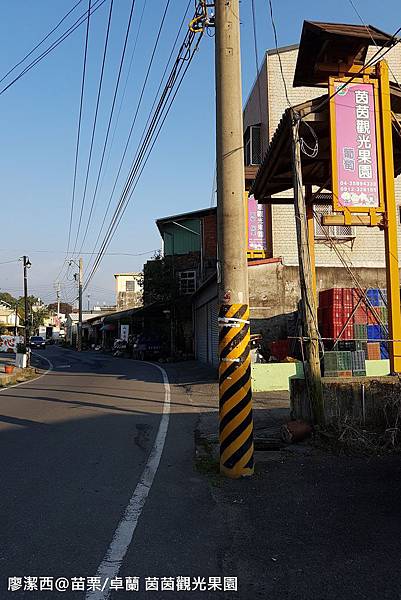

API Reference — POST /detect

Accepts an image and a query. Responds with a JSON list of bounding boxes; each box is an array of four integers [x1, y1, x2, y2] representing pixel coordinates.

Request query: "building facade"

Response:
[[243, 43, 401, 273], [114, 273, 142, 311]]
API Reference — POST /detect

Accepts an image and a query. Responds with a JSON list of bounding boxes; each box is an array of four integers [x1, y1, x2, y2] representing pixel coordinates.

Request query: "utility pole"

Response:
[[87, 293, 91, 311], [78, 257, 83, 352], [22, 256, 31, 362], [14, 302, 18, 336], [215, 0, 254, 478], [291, 112, 324, 424], [56, 282, 61, 320]]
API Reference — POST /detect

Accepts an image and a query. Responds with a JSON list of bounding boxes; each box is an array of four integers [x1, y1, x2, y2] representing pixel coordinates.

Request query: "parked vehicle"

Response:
[[29, 336, 46, 349], [132, 333, 165, 361]]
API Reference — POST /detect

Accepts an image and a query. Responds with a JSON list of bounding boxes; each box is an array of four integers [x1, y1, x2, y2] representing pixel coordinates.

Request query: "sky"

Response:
[[0, 0, 398, 308]]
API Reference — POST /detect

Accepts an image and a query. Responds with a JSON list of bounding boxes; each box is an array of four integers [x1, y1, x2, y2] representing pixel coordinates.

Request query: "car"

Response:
[[29, 336, 46, 349]]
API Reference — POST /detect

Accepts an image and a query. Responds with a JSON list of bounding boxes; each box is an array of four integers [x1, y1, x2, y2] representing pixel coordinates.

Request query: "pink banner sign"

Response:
[[333, 81, 380, 208], [248, 195, 267, 250]]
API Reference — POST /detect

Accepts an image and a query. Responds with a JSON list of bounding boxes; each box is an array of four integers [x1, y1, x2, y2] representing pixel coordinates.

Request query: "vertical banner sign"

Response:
[[120, 324, 129, 342], [247, 195, 267, 250], [330, 80, 382, 210]]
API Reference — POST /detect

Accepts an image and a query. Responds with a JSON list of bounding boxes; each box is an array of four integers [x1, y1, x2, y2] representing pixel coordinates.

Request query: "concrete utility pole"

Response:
[[291, 112, 324, 424], [56, 282, 61, 320], [78, 257, 83, 352], [22, 256, 31, 364], [215, 0, 254, 478]]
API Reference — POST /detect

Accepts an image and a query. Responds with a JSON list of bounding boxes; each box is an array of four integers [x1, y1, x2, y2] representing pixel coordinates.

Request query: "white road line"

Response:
[[86, 362, 171, 600], [0, 353, 53, 392]]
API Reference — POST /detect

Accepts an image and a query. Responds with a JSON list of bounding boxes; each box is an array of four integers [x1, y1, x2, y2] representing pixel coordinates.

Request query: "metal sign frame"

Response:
[[329, 74, 385, 214]]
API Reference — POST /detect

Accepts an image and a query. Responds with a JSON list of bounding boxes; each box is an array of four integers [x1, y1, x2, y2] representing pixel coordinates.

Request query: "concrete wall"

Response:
[[251, 359, 390, 393], [291, 375, 401, 427], [248, 260, 390, 341]]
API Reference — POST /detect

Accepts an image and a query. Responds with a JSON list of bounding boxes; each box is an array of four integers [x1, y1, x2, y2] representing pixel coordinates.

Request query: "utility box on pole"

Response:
[[215, 0, 254, 478]]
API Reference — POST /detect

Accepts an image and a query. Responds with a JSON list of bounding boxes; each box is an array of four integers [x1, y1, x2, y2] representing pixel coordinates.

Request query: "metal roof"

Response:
[[294, 21, 397, 87]]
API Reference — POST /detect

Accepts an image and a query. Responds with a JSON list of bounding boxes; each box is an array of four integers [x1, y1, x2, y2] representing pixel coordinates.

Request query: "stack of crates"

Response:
[[318, 287, 389, 360], [323, 351, 352, 377], [351, 350, 366, 376]]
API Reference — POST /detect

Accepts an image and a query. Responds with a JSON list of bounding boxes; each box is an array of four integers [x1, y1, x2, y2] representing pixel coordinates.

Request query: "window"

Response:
[[314, 201, 355, 241], [126, 280, 135, 292], [244, 124, 262, 166], [178, 270, 196, 295]]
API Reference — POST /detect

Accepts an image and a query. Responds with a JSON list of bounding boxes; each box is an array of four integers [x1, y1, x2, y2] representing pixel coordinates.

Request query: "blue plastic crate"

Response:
[[367, 289, 381, 307], [378, 289, 387, 307], [367, 324, 381, 340], [380, 342, 389, 359]]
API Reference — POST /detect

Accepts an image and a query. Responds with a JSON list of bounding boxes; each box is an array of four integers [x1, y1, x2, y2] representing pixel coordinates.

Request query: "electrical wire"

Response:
[[301, 25, 401, 119], [78, 0, 172, 261], [93, 0, 148, 203], [57, 0, 92, 286], [267, 0, 292, 107], [73, 0, 115, 255], [0, 0, 85, 85], [0, 0, 107, 97], [83, 0, 192, 280], [84, 29, 203, 290], [251, 0, 263, 124], [346, 0, 401, 91], [72, 0, 137, 258]]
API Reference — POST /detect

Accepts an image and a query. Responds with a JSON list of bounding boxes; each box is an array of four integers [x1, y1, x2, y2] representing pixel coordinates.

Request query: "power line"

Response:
[[72, 0, 137, 258], [267, 0, 292, 107], [0, 0, 85, 85], [0, 0, 107, 97], [346, 0, 401, 91], [73, 0, 115, 256], [84, 21, 204, 289], [59, 0, 92, 285], [251, 0, 263, 123], [83, 0, 190, 280]]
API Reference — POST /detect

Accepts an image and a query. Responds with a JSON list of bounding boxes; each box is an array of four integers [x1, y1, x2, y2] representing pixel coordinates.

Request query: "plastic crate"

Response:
[[367, 289, 381, 307], [353, 324, 367, 340], [353, 370, 367, 377], [337, 371, 353, 378], [366, 342, 381, 360], [378, 289, 387, 307], [351, 350, 366, 371], [336, 341, 356, 352], [367, 324, 381, 340], [380, 342, 389, 359]]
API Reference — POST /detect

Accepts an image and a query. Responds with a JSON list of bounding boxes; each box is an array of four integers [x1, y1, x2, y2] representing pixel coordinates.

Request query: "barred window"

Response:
[[314, 200, 355, 241], [244, 124, 262, 166], [178, 270, 196, 295]]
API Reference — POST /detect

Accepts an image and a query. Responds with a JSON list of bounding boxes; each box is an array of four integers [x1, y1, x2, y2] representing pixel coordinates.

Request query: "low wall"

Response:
[[0, 367, 37, 388], [251, 360, 390, 392], [291, 376, 401, 427]]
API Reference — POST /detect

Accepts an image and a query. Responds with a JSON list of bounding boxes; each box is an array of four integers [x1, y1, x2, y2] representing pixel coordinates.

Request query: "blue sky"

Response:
[[0, 0, 397, 307]]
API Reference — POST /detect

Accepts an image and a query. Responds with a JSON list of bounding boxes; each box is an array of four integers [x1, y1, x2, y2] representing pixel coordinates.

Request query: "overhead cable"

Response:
[[83, 0, 191, 280], [83, 20, 204, 289], [0, 0, 107, 97], [72, 0, 138, 257]]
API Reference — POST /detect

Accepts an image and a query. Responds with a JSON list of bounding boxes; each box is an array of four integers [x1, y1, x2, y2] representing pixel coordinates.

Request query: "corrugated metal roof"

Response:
[[294, 20, 397, 87]]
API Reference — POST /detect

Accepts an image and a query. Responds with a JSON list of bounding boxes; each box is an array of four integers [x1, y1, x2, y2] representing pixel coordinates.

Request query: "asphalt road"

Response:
[[0, 346, 226, 600]]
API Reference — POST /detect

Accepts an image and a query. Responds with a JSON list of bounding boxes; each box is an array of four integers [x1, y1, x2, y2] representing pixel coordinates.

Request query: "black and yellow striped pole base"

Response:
[[218, 303, 254, 478]]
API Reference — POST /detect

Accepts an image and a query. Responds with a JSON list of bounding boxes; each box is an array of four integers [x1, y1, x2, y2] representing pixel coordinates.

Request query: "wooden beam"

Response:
[[322, 214, 385, 227]]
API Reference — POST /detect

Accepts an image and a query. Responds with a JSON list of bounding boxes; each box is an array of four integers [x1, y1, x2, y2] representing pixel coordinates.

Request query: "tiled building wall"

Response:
[[244, 44, 401, 270]]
